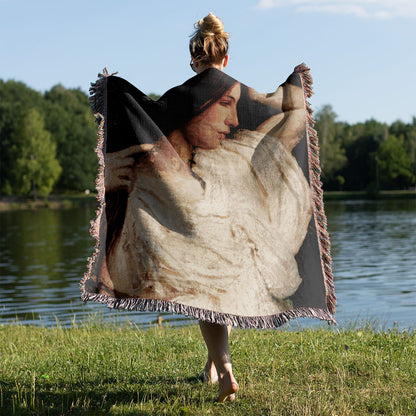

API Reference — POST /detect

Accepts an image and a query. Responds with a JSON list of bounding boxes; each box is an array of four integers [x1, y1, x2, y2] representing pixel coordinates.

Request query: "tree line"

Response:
[[315, 105, 415, 191], [0, 79, 97, 197], [0, 80, 415, 197]]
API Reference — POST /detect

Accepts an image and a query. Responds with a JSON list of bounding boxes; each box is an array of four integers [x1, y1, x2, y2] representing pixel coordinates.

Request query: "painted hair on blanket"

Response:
[[189, 13, 229, 65]]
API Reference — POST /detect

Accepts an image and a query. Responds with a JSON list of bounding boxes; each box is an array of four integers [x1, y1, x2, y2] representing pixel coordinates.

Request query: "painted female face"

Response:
[[183, 83, 241, 150]]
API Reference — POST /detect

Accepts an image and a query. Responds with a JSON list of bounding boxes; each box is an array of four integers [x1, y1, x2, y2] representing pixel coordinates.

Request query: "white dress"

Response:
[[106, 129, 312, 317]]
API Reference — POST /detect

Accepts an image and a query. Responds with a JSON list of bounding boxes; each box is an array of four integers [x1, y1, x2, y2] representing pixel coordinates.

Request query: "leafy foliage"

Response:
[[0, 80, 97, 196], [376, 135, 415, 189], [314, 105, 347, 187], [9, 108, 61, 197], [314, 105, 416, 191], [0, 80, 45, 194], [44, 85, 97, 191]]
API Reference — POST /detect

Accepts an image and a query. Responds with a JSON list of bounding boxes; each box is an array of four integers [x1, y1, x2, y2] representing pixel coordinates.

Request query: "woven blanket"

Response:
[[80, 64, 336, 328]]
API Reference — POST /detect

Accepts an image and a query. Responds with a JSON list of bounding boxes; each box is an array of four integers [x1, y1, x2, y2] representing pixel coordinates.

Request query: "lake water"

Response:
[[0, 198, 415, 330]]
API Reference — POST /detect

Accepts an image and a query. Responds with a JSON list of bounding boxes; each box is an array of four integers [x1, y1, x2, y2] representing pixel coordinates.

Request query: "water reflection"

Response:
[[325, 199, 416, 329], [0, 199, 415, 329]]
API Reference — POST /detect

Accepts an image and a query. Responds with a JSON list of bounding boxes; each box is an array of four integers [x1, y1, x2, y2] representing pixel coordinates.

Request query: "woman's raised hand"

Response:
[[105, 143, 154, 192]]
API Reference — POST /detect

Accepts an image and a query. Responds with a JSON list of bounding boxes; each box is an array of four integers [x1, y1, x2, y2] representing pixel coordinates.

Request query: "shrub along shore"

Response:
[[0, 194, 97, 211], [0, 190, 415, 212], [0, 321, 414, 415]]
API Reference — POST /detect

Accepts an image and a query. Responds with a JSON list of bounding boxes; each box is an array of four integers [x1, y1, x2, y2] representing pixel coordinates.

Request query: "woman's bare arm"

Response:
[[249, 74, 305, 153]]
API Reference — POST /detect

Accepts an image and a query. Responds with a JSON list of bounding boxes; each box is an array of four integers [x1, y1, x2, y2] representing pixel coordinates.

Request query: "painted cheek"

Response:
[[199, 123, 217, 148]]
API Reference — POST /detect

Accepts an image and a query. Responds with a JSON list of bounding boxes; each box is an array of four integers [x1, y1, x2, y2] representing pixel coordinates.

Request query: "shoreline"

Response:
[[323, 190, 416, 200], [0, 190, 415, 211], [0, 194, 98, 211]]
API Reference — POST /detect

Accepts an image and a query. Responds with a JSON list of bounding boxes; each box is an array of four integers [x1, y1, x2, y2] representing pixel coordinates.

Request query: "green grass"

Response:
[[0, 320, 415, 415]]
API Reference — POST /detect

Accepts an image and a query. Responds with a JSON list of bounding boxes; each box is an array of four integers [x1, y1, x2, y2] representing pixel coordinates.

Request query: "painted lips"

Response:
[[218, 132, 229, 140]]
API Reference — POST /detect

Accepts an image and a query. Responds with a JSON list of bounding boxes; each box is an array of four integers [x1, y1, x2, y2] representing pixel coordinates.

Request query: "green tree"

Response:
[[44, 85, 97, 191], [314, 105, 347, 188], [0, 80, 45, 194], [0, 102, 19, 194], [376, 135, 415, 189], [148, 93, 161, 101], [342, 119, 388, 191], [10, 108, 62, 197], [389, 118, 416, 180], [0, 79, 44, 109]]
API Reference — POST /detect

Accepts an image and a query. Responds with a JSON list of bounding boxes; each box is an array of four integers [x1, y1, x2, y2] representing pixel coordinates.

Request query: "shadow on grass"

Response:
[[1, 374, 210, 415]]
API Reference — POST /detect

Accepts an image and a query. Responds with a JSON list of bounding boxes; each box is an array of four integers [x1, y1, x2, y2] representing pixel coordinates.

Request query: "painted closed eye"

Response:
[[220, 100, 232, 107]]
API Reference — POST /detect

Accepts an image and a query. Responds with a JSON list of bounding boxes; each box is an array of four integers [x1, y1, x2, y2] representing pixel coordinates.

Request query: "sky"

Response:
[[1, 0, 415, 125]]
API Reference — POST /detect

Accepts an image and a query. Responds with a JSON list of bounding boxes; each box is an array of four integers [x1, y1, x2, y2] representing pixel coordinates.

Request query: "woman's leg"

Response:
[[199, 321, 239, 402], [200, 325, 232, 384], [200, 354, 218, 383]]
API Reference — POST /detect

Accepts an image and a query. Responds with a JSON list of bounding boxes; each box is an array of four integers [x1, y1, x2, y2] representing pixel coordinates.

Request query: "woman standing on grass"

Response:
[[102, 13, 241, 402], [82, 11, 336, 405], [187, 13, 239, 403]]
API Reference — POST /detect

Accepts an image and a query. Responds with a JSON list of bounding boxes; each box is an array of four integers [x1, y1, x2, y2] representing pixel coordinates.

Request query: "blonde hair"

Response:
[[189, 13, 229, 65]]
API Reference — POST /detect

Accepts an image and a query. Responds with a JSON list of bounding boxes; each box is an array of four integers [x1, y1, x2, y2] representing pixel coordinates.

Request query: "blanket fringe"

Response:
[[295, 63, 336, 315], [80, 69, 111, 295], [81, 291, 336, 329]]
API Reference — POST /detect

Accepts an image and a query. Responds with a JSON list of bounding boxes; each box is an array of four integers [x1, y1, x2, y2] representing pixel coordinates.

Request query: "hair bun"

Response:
[[197, 12, 226, 37]]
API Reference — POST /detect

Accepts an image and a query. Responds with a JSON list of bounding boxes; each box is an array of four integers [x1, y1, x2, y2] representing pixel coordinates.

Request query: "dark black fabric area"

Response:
[[106, 69, 281, 153]]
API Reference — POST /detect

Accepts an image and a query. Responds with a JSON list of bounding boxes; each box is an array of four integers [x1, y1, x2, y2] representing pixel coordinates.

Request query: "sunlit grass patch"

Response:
[[0, 320, 414, 415]]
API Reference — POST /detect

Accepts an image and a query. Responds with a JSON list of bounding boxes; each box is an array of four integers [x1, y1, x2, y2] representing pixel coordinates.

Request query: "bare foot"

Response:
[[199, 358, 218, 384], [215, 372, 239, 403]]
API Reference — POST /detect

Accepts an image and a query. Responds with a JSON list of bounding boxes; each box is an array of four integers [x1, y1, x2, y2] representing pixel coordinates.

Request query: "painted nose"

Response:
[[226, 107, 239, 128]]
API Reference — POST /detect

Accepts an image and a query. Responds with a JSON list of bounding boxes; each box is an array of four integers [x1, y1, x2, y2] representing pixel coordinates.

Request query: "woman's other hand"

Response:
[[105, 144, 154, 192]]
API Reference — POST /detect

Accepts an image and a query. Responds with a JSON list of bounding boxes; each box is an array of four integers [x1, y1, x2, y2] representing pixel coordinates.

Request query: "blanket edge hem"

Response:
[[81, 290, 337, 329]]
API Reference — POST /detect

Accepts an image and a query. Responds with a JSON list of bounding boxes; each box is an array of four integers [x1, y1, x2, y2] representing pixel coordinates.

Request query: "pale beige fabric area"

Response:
[[106, 130, 312, 316]]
